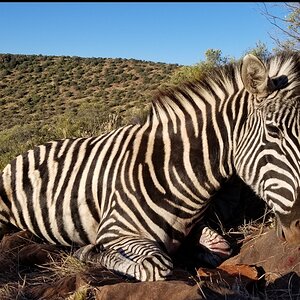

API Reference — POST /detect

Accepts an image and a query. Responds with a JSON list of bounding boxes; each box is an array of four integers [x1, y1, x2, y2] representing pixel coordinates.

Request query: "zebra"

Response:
[[0, 51, 299, 281]]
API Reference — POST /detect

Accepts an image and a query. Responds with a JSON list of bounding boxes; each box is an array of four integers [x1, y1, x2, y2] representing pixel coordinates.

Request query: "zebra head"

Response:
[[235, 52, 300, 244]]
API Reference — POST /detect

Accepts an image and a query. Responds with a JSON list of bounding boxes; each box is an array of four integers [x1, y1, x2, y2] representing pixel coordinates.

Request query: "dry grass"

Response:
[[39, 252, 87, 279]]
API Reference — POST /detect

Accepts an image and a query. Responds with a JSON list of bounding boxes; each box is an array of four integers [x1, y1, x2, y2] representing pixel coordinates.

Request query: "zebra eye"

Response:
[[266, 123, 281, 138]]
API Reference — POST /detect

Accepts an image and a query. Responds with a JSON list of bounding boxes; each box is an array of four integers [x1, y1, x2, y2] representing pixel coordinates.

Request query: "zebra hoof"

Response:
[[74, 244, 104, 262], [74, 244, 95, 261], [199, 226, 232, 259]]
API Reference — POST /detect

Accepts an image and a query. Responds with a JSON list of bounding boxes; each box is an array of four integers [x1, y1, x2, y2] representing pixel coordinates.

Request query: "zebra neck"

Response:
[[144, 87, 247, 206]]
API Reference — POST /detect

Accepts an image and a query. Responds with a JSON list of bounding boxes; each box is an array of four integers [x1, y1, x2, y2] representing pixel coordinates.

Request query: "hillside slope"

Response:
[[0, 54, 179, 169]]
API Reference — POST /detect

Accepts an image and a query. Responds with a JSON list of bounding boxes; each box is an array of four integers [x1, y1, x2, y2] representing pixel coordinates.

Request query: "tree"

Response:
[[244, 41, 272, 61], [169, 49, 232, 85], [261, 2, 300, 51], [168, 42, 272, 86], [204, 49, 230, 66]]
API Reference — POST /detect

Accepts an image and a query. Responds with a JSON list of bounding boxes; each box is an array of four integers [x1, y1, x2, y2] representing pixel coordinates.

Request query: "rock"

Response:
[[94, 281, 199, 300], [23, 274, 88, 300], [0, 230, 35, 252], [0, 230, 60, 266], [197, 263, 260, 286], [94, 280, 248, 300], [18, 243, 60, 265], [224, 228, 300, 278]]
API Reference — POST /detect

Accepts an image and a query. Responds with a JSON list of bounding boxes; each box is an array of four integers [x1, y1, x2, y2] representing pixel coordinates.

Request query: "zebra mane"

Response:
[[149, 51, 300, 121], [150, 61, 241, 119], [267, 51, 300, 80]]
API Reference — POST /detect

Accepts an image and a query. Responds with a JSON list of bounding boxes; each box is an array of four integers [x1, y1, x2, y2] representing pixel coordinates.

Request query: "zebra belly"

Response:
[[7, 168, 99, 246], [9, 191, 99, 247], [3, 144, 103, 247]]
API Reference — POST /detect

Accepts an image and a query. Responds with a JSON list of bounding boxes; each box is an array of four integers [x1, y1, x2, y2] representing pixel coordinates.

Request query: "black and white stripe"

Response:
[[0, 51, 299, 281]]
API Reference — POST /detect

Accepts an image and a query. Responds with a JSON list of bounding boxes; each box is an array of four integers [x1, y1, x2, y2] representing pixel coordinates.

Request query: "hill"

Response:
[[0, 54, 179, 169]]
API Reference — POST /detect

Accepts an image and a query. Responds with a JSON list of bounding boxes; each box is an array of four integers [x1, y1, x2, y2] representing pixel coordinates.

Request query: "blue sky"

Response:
[[0, 2, 288, 65]]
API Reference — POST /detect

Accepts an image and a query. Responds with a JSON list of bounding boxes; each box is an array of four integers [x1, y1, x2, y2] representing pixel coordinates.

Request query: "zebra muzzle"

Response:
[[277, 218, 300, 245]]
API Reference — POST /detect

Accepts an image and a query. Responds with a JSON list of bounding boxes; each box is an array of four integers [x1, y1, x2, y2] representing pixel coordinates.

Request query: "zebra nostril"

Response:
[[294, 220, 300, 229]]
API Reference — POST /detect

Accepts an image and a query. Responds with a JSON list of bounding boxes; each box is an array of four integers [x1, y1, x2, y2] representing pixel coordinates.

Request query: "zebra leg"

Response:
[[198, 226, 232, 267], [74, 237, 173, 281]]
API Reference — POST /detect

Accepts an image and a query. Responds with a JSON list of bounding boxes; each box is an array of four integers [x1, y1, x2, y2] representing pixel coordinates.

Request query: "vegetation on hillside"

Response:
[[0, 54, 179, 169]]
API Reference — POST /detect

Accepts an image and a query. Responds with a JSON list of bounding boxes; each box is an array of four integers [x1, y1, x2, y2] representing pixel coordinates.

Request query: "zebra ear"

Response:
[[241, 54, 275, 98]]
